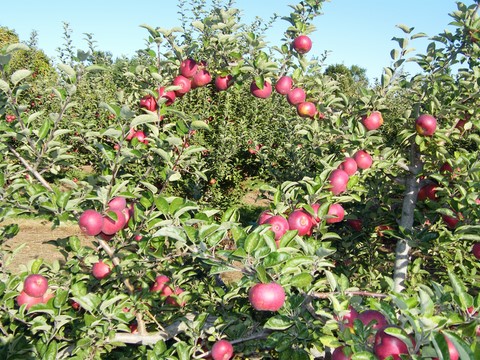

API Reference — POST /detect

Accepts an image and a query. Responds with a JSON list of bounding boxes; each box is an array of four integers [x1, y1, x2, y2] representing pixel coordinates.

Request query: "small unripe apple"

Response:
[[249, 282, 285, 311], [292, 35, 312, 54], [415, 114, 437, 136], [211, 339, 234, 360]]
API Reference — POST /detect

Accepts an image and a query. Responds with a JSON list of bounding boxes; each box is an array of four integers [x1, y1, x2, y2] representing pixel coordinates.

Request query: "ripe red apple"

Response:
[[265, 215, 289, 241], [362, 111, 384, 131], [275, 76, 293, 95], [473, 243, 480, 259], [417, 183, 437, 201], [433, 334, 459, 360], [250, 80, 272, 99], [101, 209, 127, 235], [126, 127, 136, 141], [211, 339, 234, 360], [332, 346, 352, 360], [92, 260, 111, 280], [442, 213, 460, 229], [337, 305, 359, 329], [158, 86, 176, 106], [150, 275, 170, 293], [346, 219, 362, 232], [214, 75, 233, 91], [374, 325, 413, 360], [440, 162, 454, 174], [192, 69, 212, 88], [108, 196, 127, 211], [288, 209, 314, 236], [179, 58, 198, 78], [353, 150, 373, 170], [78, 209, 104, 236], [132, 130, 148, 144], [326, 203, 345, 224], [165, 287, 186, 307], [23, 274, 48, 298], [173, 75, 192, 96], [415, 114, 437, 136], [248, 282, 285, 311], [258, 210, 274, 225], [139, 95, 157, 112], [328, 169, 350, 195], [309, 203, 321, 224], [6, 114, 16, 122], [297, 102, 317, 118], [358, 310, 388, 330], [292, 35, 312, 54], [286, 87, 306, 105], [338, 157, 358, 176], [16, 291, 45, 309]]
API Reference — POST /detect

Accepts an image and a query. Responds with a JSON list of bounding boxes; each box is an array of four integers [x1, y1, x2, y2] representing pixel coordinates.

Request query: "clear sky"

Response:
[[1, 0, 468, 80]]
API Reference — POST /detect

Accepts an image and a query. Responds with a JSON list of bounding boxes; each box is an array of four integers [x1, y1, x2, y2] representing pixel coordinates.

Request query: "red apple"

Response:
[[249, 282, 285, 311], [286, 87, 306, 105], [6, 114, 16, 122], [258, 210, 274, 225], [442, 213, 460, 229], [417, 183, 437, 201], [288, 209, 314, 236], [101, 209, 127, 235], [346, 219, 362, 232], [275, 76, 293, 95], [16, 291, 44, 309], [338, 157, 358, 176], [337, 305, 359, 329], [358, 310, 388, 330], [179, 58, 198, 78], [292, 35, 312, 54], [250, 80, 272, 99], [192, 69, 212, 88], [139, 95, 157, 112], [297, 102, 317, 118], [332, 346, 352, 360], [374, 325, 413, 360], [473, 243, 480, 259], [165, 287, 186, 307], [362, 111, 384, 131], [92, 260, 111, 280], [158, 86, 176, 106], [326, 203, 345, 224], [353, 150, 373, 170], [173, 75, 192, 96], [440, 162, 454, 174], [78, 209, 104, 236], [108, 196, 127, 211], [214, 75, 233, 91], [265, 215, 289, 241], [328, 169, 350, 195], [126, 127, 136, 141], [309, 203, 321, 224], [211, 339, 234, 360], [23, 274, 48, 298], [132, 130, 148, 144], [433, 334, 459, 360], [150, 275, 170, 293], [415, 114, 437, 136]]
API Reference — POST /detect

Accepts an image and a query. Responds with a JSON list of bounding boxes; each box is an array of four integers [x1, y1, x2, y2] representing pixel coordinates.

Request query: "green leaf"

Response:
[[244, 232, 260, 253], [130, 113, 159, 128], [448, 270, 473, 309], [263, 252, 290, 268], [190, 120, 210, 131], [85, 65, 107, 72], [57, 63, 76, 80], [44, 340, 58, 360], [289, 272, 314, 289], [152, 226, 186, 242], [0, 79, 10, 93], [11, 69, 32, 85], [264, 315, 293, 330], [38, 120, 51, 140]]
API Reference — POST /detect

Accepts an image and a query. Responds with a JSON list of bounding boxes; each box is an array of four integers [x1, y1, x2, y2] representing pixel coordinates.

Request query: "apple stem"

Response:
[[393, 142, 423, 293]]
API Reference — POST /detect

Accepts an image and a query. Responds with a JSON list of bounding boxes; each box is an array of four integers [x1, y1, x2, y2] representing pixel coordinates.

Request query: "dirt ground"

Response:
[[0, 218, 93, 274]]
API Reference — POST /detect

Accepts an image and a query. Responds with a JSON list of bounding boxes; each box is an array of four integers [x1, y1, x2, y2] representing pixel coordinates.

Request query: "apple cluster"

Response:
[[16, 274, 53, 310], [150, 275, 186, 307]]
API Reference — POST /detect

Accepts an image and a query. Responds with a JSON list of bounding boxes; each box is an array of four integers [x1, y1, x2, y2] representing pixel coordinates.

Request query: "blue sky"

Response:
[[1, 1, 466, 80]]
